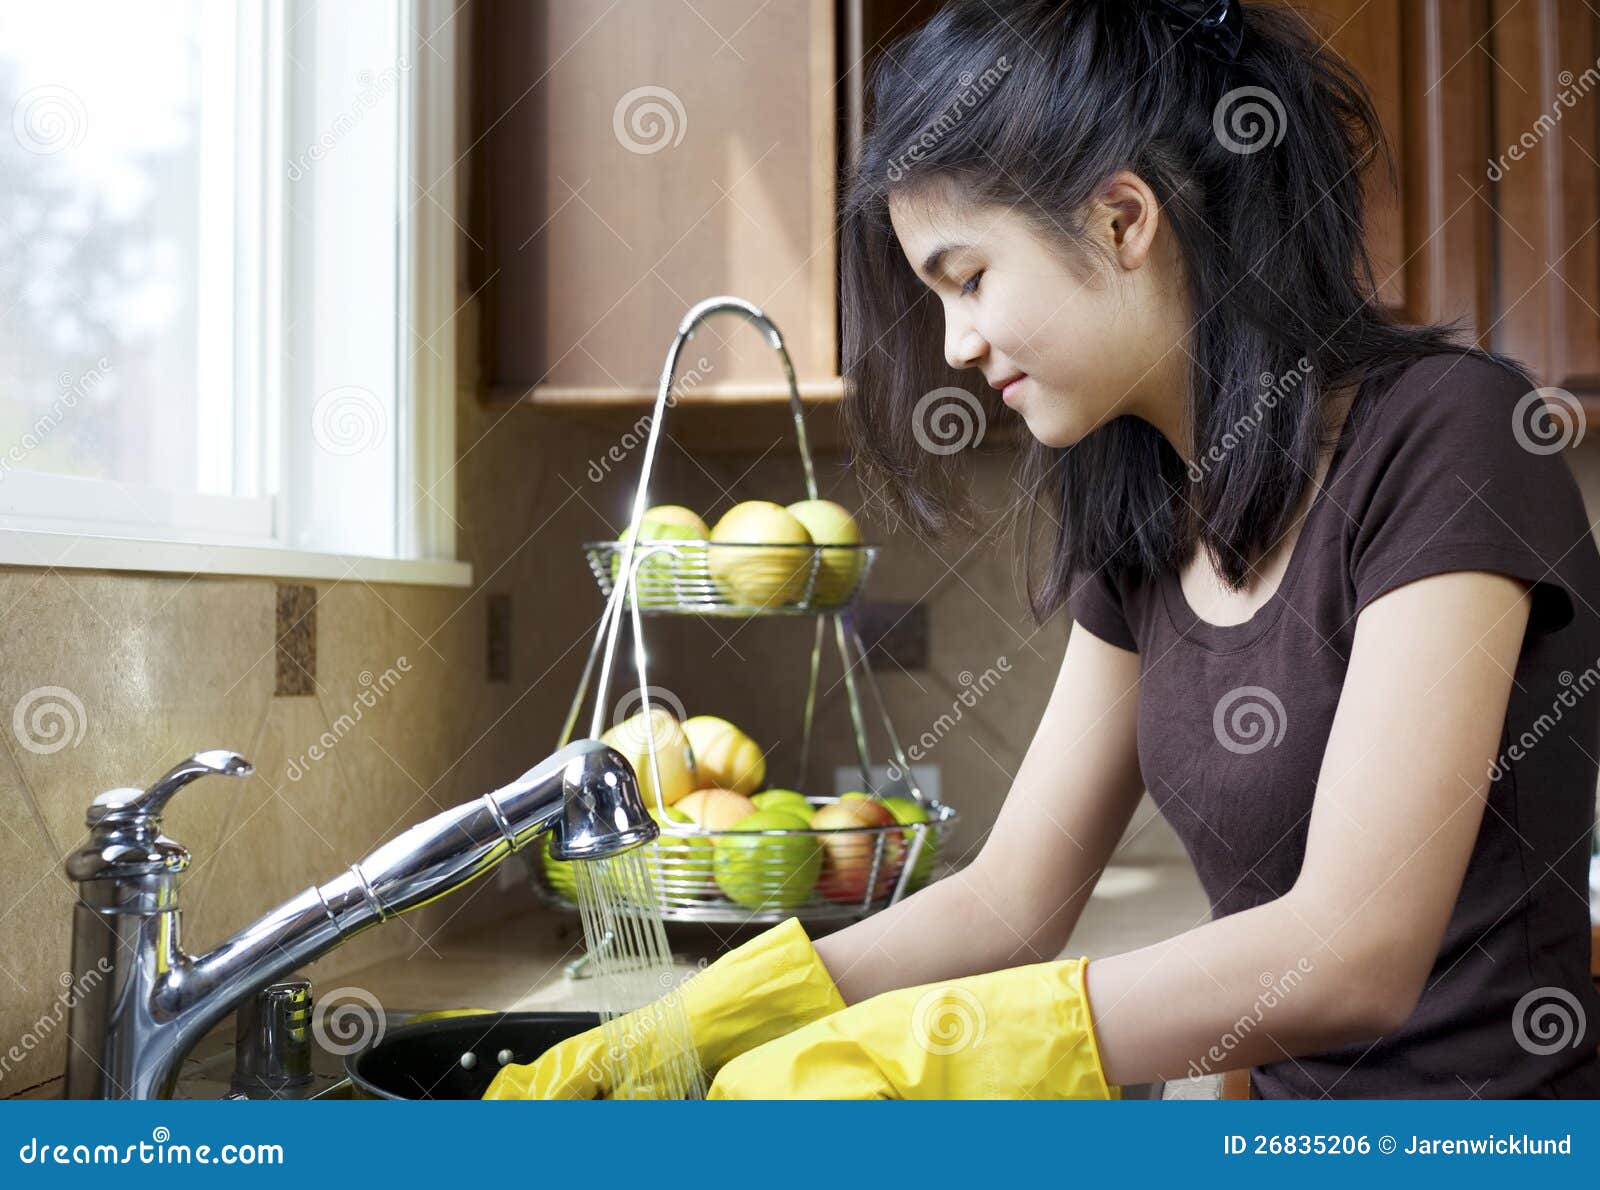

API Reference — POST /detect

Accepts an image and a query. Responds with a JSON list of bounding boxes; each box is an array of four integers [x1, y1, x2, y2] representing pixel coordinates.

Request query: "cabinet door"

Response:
[[1490, 0, 1600, 395], [1259, 0, 1410, 314], [856, 0, 1443, 325], [1280, 0, 1507, 337], [471, 0, 839, 406]]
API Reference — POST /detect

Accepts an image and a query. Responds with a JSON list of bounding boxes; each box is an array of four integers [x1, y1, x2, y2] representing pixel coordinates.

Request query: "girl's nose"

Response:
[[945, 323, 987, 371]]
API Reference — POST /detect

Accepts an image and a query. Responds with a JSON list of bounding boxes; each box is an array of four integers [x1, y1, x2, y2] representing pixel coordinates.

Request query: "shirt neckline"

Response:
[[1160, 377, 1369, 653]]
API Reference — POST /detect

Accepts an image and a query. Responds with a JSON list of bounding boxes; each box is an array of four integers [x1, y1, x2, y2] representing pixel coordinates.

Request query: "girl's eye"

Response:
[[959, 270, 984, 296]]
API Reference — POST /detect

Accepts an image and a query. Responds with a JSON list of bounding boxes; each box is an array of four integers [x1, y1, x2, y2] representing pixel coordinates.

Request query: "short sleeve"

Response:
[[1348, 357, 1586, 637], [1068, 564, 1138, 651]]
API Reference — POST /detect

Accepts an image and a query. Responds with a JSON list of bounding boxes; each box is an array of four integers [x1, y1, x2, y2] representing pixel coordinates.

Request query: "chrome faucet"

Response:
[[63, 739, 657, 1099]]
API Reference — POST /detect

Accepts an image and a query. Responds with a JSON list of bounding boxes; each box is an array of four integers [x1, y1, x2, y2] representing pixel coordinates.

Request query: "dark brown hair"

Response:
[[839, 0, 1532, 619]]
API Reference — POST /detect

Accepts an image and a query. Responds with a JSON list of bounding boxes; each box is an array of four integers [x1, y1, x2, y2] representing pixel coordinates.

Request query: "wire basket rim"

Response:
[[586, 539, 879, 552]]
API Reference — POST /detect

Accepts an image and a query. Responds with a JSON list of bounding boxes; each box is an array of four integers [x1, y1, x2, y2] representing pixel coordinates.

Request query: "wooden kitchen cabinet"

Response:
[[469, 1, 1599, 415], [1243, 1, 1600, 403], [1490, 0, 1600, 400], [469, 0, 842, 409]]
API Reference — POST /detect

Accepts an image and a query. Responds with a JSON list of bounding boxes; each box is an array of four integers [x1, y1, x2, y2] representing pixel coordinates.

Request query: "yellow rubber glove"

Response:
[[481, 917, 845, 1099], [707, 958, 1119, 1099]]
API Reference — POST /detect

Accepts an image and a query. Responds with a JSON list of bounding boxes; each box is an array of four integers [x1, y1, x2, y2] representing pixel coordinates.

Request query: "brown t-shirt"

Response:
[[1069, 352, 1600, 1099]]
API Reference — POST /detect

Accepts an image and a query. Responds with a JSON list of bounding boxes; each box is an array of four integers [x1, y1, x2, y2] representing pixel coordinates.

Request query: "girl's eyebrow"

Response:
[[919, 242, 971, 281]]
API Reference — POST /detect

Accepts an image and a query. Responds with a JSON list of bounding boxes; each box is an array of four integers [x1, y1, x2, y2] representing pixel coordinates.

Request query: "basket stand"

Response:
[[546, 296, 955, 926]]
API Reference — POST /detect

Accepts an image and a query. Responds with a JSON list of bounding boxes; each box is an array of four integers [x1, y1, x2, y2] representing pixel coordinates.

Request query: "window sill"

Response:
[[0, 529, 473, 588]]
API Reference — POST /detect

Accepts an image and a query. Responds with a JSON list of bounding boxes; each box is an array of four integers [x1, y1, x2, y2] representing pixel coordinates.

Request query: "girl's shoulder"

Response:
[[1336, 350, 1594, 638], [1342, 349, 1565, 465]]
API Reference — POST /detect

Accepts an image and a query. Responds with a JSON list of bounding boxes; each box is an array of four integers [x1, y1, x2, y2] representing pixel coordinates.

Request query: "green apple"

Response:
[[639, 505, 709, 536], [785, 499, 863, 604], [712, 808, 821, 910], [647, 803, 714, 901], [612, 519, 702, 605], [752, 788, 813, 821], [882, 796, 937, 890]]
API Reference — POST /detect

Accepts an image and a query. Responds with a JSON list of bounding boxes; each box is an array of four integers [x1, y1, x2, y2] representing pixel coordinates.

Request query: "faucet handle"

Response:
[[87, 750, 254, 828]]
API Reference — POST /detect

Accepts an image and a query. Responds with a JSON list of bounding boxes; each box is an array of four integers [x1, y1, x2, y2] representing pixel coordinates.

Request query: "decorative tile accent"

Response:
[[486, 593, 512, 682], [275, 584, 317, 696]]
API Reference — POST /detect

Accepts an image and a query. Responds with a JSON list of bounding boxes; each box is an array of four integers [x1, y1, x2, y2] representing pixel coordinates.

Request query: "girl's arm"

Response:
[[813, 614, 1148, 1002], [1086, 569, 1533, 1085]]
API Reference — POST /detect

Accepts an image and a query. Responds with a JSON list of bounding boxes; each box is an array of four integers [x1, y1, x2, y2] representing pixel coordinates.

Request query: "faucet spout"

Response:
[[64, 738, 654, 1099]]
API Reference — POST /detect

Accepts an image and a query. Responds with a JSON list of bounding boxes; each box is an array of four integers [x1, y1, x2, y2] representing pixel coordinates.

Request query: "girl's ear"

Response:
[[1095, 171, 1161, 269]]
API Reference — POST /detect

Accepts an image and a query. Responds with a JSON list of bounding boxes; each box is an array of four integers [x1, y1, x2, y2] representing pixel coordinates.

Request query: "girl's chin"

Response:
[[1017, 404, 1083, 449]]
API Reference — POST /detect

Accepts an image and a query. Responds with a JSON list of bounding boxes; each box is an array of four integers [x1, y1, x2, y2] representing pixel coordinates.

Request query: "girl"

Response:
[[486, 0, 1600, 1100]]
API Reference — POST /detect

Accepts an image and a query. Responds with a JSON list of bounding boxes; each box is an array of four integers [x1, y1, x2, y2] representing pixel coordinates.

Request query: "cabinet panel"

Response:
[[471, 0, 838, 405], [1490, 0, 1600, 394], [1262, 0, 1409, 312]]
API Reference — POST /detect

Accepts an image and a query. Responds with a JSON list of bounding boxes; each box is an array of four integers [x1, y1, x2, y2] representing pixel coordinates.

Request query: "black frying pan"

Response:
[[346, 1011, 602, 1100]]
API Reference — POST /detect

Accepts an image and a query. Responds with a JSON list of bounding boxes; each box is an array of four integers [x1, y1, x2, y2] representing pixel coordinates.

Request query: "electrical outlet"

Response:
[[853, 600, 929, 671]]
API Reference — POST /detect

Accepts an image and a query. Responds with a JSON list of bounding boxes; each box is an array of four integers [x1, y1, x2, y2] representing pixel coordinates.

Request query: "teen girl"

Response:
[[487, 0, 1600, 1100]]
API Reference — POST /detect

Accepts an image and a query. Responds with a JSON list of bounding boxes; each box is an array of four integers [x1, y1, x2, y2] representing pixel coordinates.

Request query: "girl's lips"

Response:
[[1001, 375, 1028, 406]]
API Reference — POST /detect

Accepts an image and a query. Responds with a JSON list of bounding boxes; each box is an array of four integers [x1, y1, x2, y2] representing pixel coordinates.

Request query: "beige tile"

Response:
[[0, 759, 75, 1095], [0, 571, 273, 877]]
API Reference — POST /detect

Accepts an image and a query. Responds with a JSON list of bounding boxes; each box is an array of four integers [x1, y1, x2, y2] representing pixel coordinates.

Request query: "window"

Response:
[[0, 0, 466, 584]]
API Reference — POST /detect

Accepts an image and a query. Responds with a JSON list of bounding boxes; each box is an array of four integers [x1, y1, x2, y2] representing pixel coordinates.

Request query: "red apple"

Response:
[[811, 797, 905, 903]]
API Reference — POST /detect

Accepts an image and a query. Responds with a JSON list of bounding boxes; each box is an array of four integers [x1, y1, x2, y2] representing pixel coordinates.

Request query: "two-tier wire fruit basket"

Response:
[[535, 295, 958, 926]]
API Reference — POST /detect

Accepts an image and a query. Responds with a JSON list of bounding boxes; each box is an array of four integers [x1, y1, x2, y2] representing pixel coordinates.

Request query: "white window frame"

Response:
[[0, 0, 468, 587]]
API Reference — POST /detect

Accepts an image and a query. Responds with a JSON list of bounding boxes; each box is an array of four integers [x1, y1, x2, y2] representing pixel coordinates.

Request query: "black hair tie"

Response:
[[1149, 0, 1244, 65]]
